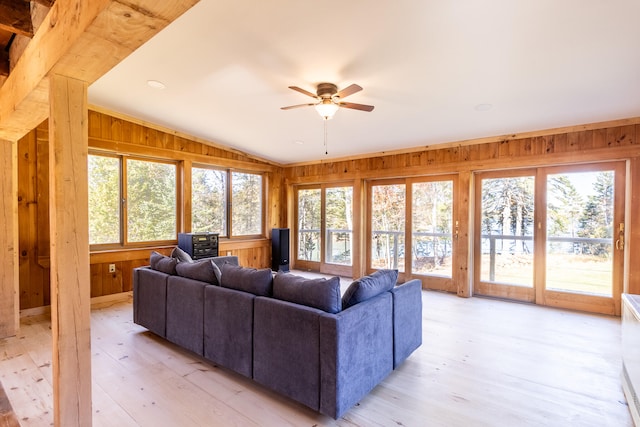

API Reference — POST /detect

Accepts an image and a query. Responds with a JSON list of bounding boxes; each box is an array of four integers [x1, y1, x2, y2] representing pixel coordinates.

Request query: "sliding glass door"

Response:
[[541, 163, 624, 313], [474, 162, 625, 314], [367, 176, 455, 290]]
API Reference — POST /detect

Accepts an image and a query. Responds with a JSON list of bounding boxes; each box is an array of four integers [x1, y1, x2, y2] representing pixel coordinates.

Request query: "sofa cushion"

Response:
[[342, 269, 398, 309], [273, 273, 341, 314], [220, 263, 272, 296], [149, 251, 177, 275], [175, 258, 218, 285], [171, 246, 193, 263]]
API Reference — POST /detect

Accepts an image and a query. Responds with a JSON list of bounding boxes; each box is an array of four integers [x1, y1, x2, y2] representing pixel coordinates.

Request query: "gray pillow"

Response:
[[342, 269, 398, 309], [175, 258, 218, 284], [220, 263, 273, 296], [273, 273, 341, 313], [149, 251, 177, 275], [171, 246, 193, 263], [210, 260, 222, 285]]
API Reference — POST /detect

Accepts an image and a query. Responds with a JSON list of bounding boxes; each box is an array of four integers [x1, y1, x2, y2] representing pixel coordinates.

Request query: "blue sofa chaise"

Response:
[[133, 251, 422, 419]]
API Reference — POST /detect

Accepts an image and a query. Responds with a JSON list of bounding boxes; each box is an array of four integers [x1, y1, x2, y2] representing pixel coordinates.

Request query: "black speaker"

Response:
[[271, 228, 290, 272]]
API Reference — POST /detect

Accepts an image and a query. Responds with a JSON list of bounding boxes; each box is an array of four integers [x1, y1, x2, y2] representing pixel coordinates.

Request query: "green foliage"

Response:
[[88, 155, 120, 244], [231, 171, 262, 236], [547, 175, 583, 237], [297, 189, 321, 261], [192, 167, 226, 234], [577, 172, 614, 256], [127, 159, 177, 242]]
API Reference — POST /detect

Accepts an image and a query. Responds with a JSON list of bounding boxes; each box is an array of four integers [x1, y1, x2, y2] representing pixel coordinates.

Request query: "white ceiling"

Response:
[[88, 0, 640, 165]]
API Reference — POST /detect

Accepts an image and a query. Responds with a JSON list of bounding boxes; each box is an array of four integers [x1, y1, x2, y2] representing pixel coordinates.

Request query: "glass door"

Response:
[[368, 181, 406, 275], [410, 177, 455, 291], [367, 176, 456, 287], [474, 162, 626, 315], [295, 184, 354, 276], [541, 163, 625, 314], [474, 171, 536, 302]]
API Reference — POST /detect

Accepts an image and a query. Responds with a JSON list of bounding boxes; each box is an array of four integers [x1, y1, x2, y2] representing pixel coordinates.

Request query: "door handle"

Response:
[[616, 223, 625, 250]]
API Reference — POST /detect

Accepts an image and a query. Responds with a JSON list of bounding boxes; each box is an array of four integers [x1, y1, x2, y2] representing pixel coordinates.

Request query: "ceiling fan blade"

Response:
[[339, 102, 375, 112], [281, 103, 316, 110], [288, 86, 318, 99], [336, 84, 363, 99]]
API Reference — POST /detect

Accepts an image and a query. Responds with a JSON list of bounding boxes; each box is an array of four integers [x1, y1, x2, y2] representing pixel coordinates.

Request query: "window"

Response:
[[370, 182, 406, 272], [191, 167, 264, 238], [88, 153, 178, 246], [192, 167, 227, 234], [88, 154, 121, 245], [411, 180, 453, 277], [126, 159, 177, 242], [231, 171, 262, 236]]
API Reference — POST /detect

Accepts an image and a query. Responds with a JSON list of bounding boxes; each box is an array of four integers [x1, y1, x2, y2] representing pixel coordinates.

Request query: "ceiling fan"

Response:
[[281, 83, 374, 120]]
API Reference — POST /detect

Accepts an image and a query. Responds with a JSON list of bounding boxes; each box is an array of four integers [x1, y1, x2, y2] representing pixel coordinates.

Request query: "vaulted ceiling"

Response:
[[3, 1, 640, 165]]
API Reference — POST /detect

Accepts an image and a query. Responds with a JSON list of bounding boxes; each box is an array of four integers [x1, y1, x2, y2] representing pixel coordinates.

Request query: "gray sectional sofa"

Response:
[[133, 251, 422, 419]]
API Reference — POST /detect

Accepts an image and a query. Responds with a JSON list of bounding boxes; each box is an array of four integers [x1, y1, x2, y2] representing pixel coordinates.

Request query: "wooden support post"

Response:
[[0, 139, 19, 338], [456, 171, 472, 297], [49, 74, 92, 427]]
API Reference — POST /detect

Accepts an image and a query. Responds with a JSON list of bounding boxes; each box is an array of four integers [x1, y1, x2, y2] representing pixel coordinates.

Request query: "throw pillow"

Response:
[[149, 251, 177, 275], [175, 258, 218, 285], [342, 269, 398, 309], [220, 263, 273, 296], [273, 273, 341, 314], [210, 260, 222, 285], [171, 246, 193, 263]]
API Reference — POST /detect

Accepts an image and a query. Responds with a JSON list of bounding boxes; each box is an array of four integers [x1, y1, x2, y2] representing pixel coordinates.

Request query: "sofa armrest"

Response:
[[133, 267, 168, 337], [318, 292, 393, 419], [390, 279, 422, 368]]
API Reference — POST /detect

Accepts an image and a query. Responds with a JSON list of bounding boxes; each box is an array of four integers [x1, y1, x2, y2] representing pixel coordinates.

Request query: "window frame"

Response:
[[88, 151, 181, 250], [191, 164, 265, 240]]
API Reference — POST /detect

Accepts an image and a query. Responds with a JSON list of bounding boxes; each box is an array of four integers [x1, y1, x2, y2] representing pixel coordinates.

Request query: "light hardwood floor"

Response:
[[0, 288, 632, 426]]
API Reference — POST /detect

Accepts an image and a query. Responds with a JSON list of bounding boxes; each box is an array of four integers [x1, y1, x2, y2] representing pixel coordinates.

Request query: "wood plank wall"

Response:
[[284, 119, 640, 295], [17, 110, 283, 310], [17, 113, 640, 310]]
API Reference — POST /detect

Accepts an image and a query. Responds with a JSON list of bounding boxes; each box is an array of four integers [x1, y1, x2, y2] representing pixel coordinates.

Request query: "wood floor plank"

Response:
[[0, 289, 633, 426]]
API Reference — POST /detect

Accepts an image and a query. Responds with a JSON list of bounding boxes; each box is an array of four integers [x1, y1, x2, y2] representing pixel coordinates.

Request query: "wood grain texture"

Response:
[[48, 74, 92, 427], [0, 139, 19, 338], [0, 288, 632, 426]]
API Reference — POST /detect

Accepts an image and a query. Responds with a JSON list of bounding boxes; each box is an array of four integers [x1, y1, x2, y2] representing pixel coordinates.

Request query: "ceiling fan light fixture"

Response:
[[315, 100, 339, 120]]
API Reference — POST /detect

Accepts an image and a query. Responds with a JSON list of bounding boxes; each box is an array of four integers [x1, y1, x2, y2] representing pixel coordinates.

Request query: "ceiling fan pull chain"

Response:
[[324, 118, 328, 155]]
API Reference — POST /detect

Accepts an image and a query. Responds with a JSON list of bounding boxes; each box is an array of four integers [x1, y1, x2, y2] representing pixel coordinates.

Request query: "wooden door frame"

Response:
[[473, 162, 626, 315], [537, 161, 626, 315], [407, 175, 458, 292], [293, 182, 355, 277]]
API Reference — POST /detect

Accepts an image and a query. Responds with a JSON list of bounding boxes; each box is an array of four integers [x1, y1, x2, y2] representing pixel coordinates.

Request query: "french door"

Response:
[[295, 184, 354, 277], [474, 162, 625, 315], [367, 176, 456, 290]]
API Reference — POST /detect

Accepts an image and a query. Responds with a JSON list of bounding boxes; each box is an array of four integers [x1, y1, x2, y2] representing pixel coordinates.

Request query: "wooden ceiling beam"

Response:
[[0, 0, 200, 141], [31, 0, 56, 7], [0, 0, 34, 38]]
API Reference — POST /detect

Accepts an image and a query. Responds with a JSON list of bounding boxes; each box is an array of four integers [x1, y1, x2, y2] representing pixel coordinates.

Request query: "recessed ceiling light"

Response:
[[293, 140, 304, 145], [147, 80, 166, 90], [474, 103, 493, 112]]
